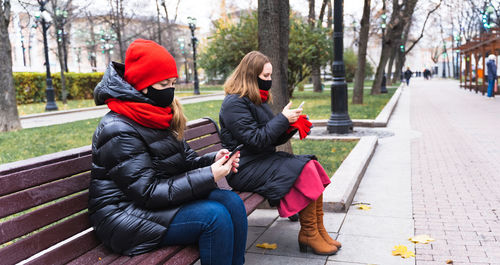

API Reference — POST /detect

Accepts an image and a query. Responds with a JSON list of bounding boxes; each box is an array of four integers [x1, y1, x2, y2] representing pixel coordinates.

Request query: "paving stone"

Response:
[[247, 226, 267, 250], [244, 253, 327, 265], [339, 214, 414, 239], [248, 209, 279, 227], [246, 218, 336, 260], [322, 212, 347, 233], [328, 234, 415, 265]]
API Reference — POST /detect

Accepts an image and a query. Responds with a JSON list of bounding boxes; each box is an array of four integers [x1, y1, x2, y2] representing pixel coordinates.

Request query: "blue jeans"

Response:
[[487, 79, 495, 97], [160, 189, 247, 265]]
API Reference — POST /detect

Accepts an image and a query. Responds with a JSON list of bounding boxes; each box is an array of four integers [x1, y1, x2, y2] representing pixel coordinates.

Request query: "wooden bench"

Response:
[[0, 118, 265, 265]]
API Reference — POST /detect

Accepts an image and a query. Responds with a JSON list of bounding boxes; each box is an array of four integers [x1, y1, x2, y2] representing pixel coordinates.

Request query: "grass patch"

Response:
[[17, 92, 217, 116], [292, 139, 358, 176], [3, 87, 385, 163], [1, 100, 224, 164], [290, 87, 396, 120]]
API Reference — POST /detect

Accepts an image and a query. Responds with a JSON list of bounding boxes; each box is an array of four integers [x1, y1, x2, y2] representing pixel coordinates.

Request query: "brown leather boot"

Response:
[[316, 194, 342, 249], [298, 200, 338, 255]]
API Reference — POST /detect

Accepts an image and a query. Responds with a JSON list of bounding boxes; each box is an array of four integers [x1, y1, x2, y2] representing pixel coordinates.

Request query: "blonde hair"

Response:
[[224, 51, 272, 105], [170, 98, 187, 140]]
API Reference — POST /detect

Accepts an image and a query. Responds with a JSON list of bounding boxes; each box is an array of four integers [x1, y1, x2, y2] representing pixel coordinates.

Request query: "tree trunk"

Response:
[[386, 47, 397, 85], [371, 0, 418, 94], [371, 45, 391, 94], [258, 0, 291, 153], [394, 50, 405, 84], [307, 0, 322, 93], [312, 66, 322, 92], [352, 0, 371, 104], [155, 0, 162, 45], [0, 0, 21, 132], [57, 40, 68, 104]]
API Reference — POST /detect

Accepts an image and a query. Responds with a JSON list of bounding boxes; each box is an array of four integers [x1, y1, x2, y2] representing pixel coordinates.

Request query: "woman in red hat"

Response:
[[90, 39, 247, 265], [219, 51, 341, 256]]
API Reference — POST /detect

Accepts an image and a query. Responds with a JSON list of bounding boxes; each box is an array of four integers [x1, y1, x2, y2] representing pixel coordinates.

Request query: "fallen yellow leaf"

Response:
[[400, 250, 415, 258], [446, 260, 453, 264], [391, 245, 408, 256], [409, 234, 435, 244], [357, 204, 371, 210], [392, 245, 415, 259], [256, 242, 277, 250]]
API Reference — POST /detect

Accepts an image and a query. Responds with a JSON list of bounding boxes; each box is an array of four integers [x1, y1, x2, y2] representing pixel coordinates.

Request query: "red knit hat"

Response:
[[124, 39, 178, 91]]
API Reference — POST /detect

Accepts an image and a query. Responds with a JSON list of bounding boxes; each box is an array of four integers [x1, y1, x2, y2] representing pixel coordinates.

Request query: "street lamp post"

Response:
[[327, 0, 353, 134], [36, 0, 58, 111], [188, 17, 200, 95]]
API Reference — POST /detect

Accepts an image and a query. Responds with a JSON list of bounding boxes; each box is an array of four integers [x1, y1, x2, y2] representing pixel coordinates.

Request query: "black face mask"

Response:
[[257, 77, 272, 91], [145, 86, 175, 107]]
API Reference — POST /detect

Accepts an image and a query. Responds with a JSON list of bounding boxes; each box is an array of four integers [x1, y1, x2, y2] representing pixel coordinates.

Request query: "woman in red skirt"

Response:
[[218, 51, 341, 255]]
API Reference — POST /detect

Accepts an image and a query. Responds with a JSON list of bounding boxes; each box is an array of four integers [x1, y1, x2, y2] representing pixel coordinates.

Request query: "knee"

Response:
[[203, 202, 233, 232], [211, 190, 247, 215]]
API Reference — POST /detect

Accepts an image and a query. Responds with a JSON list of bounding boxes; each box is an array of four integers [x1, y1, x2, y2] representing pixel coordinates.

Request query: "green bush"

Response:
[[344, 48, 374, 82], [14, 72, 104, 104]]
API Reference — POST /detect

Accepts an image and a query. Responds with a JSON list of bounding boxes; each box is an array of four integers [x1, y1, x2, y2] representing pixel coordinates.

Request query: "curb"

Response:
[[323, 135, 378, 212], [20, 105, 108, 120], [310, 84, 403, 128]]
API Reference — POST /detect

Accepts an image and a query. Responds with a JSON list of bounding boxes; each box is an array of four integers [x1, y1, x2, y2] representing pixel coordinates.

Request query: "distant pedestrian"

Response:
[[424, 69, 431, 80], [486, 54, 497, 98], [404, 67, 413, 86]]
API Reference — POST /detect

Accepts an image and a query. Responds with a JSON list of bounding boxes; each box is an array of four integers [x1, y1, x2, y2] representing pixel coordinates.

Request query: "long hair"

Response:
[[170, 98, 187, 140], [224, 51, 272, 105]]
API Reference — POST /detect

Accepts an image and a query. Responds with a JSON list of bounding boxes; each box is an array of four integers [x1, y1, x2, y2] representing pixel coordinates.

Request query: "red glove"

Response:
[[286, 115, 312, 140]]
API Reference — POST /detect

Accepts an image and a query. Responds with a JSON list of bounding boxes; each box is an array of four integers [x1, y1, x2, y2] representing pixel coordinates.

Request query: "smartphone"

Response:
[[298, 101, 305, 109], [228, 144, 244, 159]]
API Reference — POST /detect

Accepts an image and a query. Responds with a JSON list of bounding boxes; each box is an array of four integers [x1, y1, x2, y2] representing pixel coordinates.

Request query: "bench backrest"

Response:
[[0, 118, 224, 265]]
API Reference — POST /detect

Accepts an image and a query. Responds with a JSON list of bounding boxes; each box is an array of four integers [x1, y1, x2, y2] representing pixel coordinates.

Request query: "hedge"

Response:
[[14, 72, 104, 104]]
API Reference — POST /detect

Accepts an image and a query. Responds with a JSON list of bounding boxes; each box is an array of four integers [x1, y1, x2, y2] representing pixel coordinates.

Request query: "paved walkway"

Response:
[[19, 93, 225, 129], [242, 79, 500, 265], [410, 79, 500, 265]]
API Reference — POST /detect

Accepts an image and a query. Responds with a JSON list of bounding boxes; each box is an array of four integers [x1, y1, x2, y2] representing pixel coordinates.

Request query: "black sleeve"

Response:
[[183, 141, 217, 170], [100, 121, 217, 209], [220, 98, 290, 149]]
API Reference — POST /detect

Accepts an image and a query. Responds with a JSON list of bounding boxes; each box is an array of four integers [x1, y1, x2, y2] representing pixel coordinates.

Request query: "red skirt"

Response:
[[277, 160, 331, 217]]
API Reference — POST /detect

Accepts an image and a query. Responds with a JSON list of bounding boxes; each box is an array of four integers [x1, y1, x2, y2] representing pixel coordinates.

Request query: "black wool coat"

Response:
[[90, 62, 217, 256], [219, 94, 315, 205]]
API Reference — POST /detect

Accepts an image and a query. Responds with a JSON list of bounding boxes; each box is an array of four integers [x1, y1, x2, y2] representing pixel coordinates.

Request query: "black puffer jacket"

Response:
[[89, 62, 217, 256], [219, 94, 315, 205]]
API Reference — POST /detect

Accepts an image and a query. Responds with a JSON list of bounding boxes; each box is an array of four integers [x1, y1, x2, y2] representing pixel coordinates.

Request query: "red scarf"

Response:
[[260, 90, 269, 102], [106, 98, 173, 129]]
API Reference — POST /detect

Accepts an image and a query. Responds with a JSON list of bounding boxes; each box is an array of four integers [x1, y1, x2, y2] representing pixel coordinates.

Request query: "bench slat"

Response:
[[184, 123, 218, 141], [0, 172, 90, 219], [134, 246, 185, 265], [0, 154, 91, 196], [66, 244, 120, 265], [0, 146, 91, 176], [238, 192, 254, 201], [161, 246, 199, 265], [195, 143, 222, 156], [187, 133, 220, 151], [0, 212, 91, 265], [25, 229, 100, 265], [0, 192, 88, 245], [243, 193, 266, 215]]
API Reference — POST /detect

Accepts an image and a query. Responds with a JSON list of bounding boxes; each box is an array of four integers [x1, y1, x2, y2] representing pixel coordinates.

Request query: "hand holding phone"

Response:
[[228, 144, 244, 159], [297, 101, 305, 109]]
